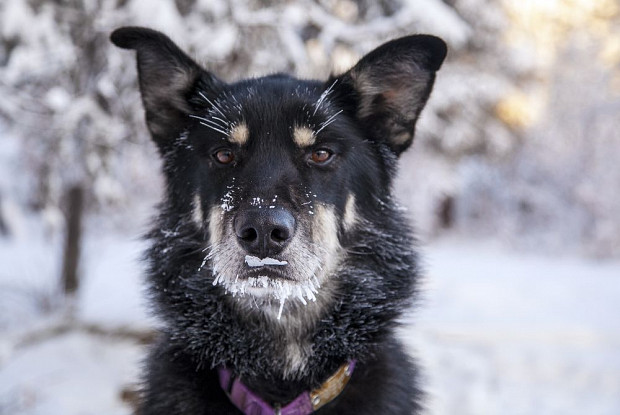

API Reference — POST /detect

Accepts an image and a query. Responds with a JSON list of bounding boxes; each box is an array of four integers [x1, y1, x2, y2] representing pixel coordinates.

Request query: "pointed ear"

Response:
[[334, 35, 447, 155], [110, 27, 223, 148]]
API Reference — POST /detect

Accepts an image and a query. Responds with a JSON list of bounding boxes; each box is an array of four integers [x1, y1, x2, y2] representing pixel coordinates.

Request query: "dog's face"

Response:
[[195, 79, 364, 315], [111, 28, 446, 319]]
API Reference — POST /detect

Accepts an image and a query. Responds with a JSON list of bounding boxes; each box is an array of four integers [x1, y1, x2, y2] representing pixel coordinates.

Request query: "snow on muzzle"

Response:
[[245, 255, 289, 267]]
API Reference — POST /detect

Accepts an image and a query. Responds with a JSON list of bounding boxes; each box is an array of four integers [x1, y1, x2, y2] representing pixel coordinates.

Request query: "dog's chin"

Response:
[[212, 263, 322, 316], [234, 269, 298, 298]]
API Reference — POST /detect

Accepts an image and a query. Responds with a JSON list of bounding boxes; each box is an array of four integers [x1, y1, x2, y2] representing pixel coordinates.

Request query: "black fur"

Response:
[[111, 26, 446, 414]]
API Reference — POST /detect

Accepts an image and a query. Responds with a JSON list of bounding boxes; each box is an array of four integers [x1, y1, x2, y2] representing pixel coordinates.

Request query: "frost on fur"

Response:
[[211, 269, 320, 320]]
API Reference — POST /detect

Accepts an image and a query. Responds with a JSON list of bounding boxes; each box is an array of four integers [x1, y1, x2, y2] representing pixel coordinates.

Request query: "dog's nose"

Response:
[[234, 208, 295, 257]]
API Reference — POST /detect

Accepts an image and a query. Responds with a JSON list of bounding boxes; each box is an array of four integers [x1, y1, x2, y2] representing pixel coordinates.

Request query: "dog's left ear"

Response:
[[333, 35, 447, 155]]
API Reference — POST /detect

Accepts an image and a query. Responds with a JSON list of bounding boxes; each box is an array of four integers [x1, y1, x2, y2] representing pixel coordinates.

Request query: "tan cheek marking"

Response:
[[343, 193, 358, 231], [293, 126, 316, 148], [208, 207, 224, 247], [313, 204, 341, 271], [230, 122, 249, 145], [192, 193, 203, 227]]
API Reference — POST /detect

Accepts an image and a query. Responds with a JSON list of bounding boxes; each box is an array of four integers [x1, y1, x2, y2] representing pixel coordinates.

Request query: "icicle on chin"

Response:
[[210, 270, 321, 320]]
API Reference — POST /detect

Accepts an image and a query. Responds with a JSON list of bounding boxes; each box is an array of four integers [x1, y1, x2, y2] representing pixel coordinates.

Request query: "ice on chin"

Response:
[[244, 255, 288, 267]]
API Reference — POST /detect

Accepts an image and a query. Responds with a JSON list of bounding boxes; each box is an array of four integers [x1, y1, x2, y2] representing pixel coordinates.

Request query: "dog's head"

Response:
[[111, 27, 446, 319]]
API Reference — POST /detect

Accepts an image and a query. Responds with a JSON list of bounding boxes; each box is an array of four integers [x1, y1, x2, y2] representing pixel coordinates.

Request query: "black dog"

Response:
[[111, 27, 446, 415]]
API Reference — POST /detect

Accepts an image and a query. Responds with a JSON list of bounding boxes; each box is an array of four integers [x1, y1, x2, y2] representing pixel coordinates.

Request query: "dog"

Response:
[[111, 26, 446, 415]]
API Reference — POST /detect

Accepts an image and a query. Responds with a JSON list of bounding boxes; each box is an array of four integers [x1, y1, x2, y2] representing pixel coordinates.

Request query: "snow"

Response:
[[0, 332, 143, 415], [399, 239, 620, 415], [0, 226, 151, 414], [2, 233, 619, 414], [417, 240, 620, 333], [0, 228, 62, 331], [0, 226, 152, 332], [126, 0, 185, 41], [244, 255, 289, 267], [77, 235, 152, 329]]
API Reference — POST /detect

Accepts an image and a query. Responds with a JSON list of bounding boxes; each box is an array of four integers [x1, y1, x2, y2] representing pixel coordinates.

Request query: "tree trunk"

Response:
[[61, 185, 84, 295]]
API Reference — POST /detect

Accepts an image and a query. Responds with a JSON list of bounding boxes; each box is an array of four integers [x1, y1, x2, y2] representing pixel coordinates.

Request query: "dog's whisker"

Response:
[[313, 79, 338, 115], [224, 91, 244, 114], [202, 244, 214, 253], [189, 114, 209, 122], [190, 114, 229, 130], [316, 109, 343, 135], [198, 92, 229, 120], [198, 121, 228, 136], [196, 115, 230, 130], [211, 116, 231, 128]]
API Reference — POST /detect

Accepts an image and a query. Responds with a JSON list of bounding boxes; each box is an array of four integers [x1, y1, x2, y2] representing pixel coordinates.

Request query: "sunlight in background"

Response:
[[504, 0, 620, 65], [497, 0, 620, 128]]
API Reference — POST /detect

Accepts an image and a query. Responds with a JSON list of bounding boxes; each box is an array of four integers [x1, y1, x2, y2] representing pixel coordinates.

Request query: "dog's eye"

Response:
[[213, 149, 235, 165], [310, 149, 333, 164]]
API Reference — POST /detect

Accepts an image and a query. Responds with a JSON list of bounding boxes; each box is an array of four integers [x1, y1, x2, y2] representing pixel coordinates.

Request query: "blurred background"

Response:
[[0, 0, 619, 414]]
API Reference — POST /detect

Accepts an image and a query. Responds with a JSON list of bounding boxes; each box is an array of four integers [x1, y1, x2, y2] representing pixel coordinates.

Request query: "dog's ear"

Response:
[[333, 35, 447, 155], [111, 27, 223, 148]]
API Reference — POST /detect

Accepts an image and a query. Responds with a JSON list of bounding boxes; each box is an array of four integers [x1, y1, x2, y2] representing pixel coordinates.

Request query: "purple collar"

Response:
[[218, 361, 356, 415]]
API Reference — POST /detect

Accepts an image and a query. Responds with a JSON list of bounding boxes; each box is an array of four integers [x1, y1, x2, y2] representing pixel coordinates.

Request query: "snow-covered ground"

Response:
[[1, 232, 619, 414], [402, 239, 620, 415], [0, 229, 150, 415]]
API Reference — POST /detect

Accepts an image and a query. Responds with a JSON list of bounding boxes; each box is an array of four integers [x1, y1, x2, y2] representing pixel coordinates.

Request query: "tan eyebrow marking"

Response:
[[293, 126, 316, 148], [229, 122, 249, 145]]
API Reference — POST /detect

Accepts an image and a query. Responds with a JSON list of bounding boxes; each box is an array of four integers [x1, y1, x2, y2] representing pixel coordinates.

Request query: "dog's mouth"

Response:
[[237, 262, 295, 283], [210, 254, 321, 319]]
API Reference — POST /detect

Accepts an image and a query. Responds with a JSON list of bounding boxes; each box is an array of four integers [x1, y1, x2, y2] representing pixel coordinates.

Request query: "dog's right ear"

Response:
[[111, 27, 223, 148]]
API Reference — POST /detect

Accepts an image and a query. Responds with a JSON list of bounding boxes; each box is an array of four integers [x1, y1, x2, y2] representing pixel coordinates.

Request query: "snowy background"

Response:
[[1, 0, 620, 414]]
